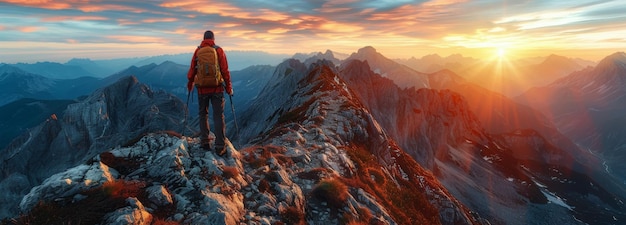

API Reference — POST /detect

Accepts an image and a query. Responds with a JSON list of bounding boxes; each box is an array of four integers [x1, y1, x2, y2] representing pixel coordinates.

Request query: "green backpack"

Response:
[[194, 45, 223, 88]]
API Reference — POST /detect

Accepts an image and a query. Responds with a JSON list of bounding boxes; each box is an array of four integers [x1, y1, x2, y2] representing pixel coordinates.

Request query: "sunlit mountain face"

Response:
[[517, 52, 626, 183], [343, 47, 626, 225]]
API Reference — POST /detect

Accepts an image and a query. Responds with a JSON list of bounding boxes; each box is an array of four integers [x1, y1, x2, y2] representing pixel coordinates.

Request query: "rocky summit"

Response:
[[6, 60, 486, 225]]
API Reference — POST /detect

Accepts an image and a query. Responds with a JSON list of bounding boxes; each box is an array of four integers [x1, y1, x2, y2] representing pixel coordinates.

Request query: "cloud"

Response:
[[76, 3, 146, 13], [422, 0, 468, 7], [1, 0, 72, 10], [42, 16, 108, 22], [142, 18, 178, 23], [18, 26, 43, 32], [0, 0, 624, 62], [106, 35, 168, 43], [160, 0, 290, 21]]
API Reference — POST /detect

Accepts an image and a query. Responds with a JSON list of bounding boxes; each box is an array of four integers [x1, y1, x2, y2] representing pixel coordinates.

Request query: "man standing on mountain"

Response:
[[187, 30, 233, 156]]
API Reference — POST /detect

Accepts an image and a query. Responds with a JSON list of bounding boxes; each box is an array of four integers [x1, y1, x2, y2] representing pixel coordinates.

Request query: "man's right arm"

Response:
[[187, 50, 197, 81], [186, 48, 199, 91]]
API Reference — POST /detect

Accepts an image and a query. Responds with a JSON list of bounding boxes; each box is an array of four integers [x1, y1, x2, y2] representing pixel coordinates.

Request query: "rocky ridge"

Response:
[[10, 60, 486, 224]]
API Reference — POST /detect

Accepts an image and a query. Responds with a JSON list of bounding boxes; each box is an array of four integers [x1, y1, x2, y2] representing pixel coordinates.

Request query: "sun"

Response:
[[497, 48, 506, 58]]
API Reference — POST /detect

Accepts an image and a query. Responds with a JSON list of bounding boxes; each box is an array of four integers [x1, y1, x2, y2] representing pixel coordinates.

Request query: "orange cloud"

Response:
[[225, 29, 258, 39], [319, 21, 362, 33], [2, 0, 71, 10], [160, 0, 290, 21], [173, 29, 187, 34], [216, 23, 241, 28], [267, 28, 289, 34], [42, 16, 108, 22], [142, 18, 178, 23], [106, 35, 167, 43], [18, 26, 42, 32], [2, 0, 147, 13], [77, 4, 146, 13], [117, 19, 139, 26], [422, 0, 469, 7]]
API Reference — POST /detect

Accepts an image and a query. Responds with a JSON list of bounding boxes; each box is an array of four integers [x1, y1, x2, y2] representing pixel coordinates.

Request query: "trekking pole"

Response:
[[183, 89, 191, 136], [228, 93, 240, 140]]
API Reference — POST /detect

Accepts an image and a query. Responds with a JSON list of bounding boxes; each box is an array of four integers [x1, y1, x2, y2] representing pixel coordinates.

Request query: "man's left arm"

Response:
[[217, 48, 233, 95]]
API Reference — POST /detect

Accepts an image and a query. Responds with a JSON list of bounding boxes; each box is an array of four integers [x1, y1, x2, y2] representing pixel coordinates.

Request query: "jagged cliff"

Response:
[[337, 59, 626, 225], [518, 52, 626, 182], [0, 76, 186, 218]]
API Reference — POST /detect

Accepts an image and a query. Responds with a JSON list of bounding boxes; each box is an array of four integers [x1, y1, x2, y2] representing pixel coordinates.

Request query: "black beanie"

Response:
[[204, 30, 214, 40]]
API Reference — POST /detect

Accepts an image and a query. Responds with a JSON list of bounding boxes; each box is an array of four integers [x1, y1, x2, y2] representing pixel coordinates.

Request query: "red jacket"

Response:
[[187, 39, 232, 95]]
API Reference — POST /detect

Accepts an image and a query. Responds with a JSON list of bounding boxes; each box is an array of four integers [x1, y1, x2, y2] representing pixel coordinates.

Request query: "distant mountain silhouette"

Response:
[[346, 46, 430, 89], [12, 61, 96, 79], [0, 65, 56, 106], [396, 53, 478, 74]]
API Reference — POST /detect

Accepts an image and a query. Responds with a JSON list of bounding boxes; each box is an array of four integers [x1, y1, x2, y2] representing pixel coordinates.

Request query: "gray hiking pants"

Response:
[[198, 93, 225, 148]]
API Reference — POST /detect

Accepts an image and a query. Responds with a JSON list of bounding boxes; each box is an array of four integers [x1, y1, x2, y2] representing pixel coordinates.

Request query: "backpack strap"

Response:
[[213, 45, 221, 69]]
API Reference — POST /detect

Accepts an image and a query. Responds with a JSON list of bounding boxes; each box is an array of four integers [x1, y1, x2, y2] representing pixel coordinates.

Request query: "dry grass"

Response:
[[342, 144, 441, 225], [280, 205, 305, 225], [221, 166, 240, 179], [311, 178, 349, 209]]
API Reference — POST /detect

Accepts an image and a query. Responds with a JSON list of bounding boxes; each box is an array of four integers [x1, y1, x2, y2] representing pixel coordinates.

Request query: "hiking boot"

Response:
[[215, 145, 227, 156]]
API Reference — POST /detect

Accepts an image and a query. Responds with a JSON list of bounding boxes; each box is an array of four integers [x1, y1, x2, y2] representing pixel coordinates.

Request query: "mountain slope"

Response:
[[12, 62, 96, 79], [517, 52, 626, 182], [0, 65, 56, 106], [0, 64, 100, 106], [423, 66, 603, 177], [228, 65, 275, 118], [339, 59, 626, 225], [0, 98, 75, 150], [0, 76, 187, 219], [237, 59, 483, 224], [104, 61, 188, 96]]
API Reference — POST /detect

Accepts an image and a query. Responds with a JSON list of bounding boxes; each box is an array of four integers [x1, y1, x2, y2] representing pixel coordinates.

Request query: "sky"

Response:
[[1, 0, 625, 63]]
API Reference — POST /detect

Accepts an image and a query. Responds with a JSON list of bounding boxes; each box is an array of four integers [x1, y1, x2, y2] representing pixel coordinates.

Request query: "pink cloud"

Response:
[[106, 35, 167, 43], [77, 4, 146, 13], [142, 18, 178, 23], [18, 26, 43, 32], [1, 0, 146, 13], [1, 0, 71, 10], [42, 16, 108, 22], [160, 0, 290, 21]]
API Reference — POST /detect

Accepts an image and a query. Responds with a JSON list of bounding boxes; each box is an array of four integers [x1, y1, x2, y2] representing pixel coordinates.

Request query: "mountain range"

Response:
[[517, 52, 626, 182], [1, 47, 625, 224], [397, 53, 596, 97]]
